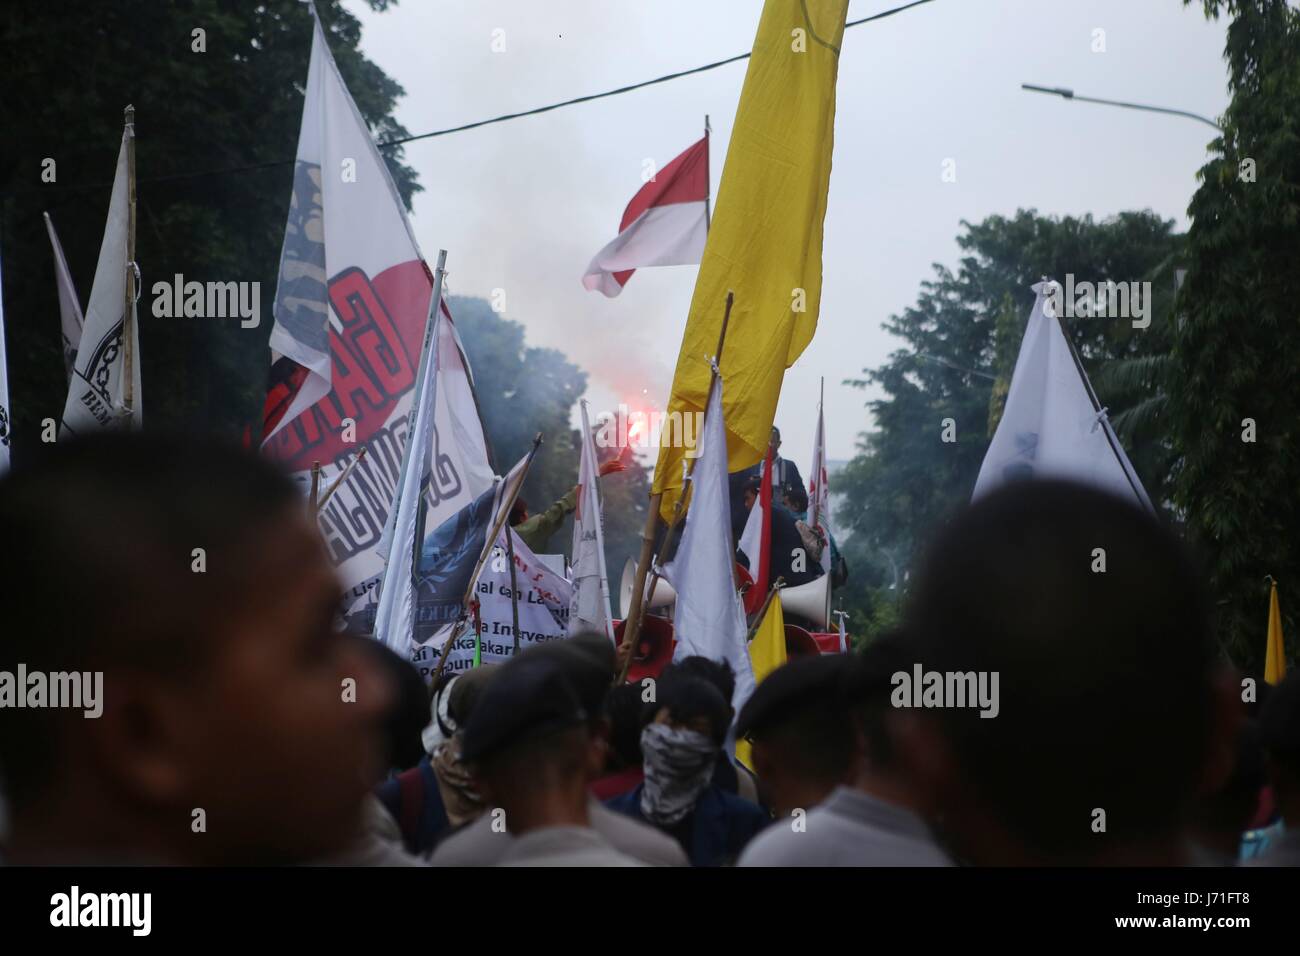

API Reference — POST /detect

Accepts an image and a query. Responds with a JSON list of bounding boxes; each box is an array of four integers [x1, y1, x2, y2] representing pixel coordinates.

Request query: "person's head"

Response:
[[783, 487, 809, 515], [650, 672, 729, 746], [360, 639, 430, 774], [667, 656, 736, 712], [1191, 721, 1267, 860], [736, 655, 857, 816], [0, 433, 390, 864], [508, 498, 529, 526], [639, 674, 729, 824], [742, 476, 761, 511], [1260, 671, 1300, 822], [899, 480, 1234, 866], [516, 632, 616, 779], [460, 657, 590, 833], [770, 426, 782, 455]]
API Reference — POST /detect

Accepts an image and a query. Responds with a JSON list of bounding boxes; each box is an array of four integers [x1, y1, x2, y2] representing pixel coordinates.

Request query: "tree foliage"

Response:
[[0, 0, 418, 452], [1172, 0, 1300, 667]]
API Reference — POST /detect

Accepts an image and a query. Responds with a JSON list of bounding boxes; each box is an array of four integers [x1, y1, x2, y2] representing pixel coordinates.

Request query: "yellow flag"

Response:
[[652, 0, 850, 521], [1265, 580, 1287, 685], [736, 594, 787, 771]]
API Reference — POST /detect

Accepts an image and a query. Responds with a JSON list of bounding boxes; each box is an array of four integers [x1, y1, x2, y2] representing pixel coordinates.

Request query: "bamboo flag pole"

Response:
[[122, 105, 137, 420], [616, 291, 735, 685], [432, 433, 544, 680], [315, 447, 368, 514]]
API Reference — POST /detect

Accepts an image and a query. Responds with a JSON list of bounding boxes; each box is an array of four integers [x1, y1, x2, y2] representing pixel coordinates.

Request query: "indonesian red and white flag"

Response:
[[582, 135, 709, 297], [259, 9, 493, 621]]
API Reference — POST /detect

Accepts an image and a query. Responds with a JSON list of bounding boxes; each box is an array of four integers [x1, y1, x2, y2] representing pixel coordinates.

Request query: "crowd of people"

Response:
[[0, 432, 1296, 867]]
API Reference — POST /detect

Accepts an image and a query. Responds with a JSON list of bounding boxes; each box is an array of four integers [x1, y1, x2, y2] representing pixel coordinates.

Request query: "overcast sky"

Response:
[[346, 0, 1230, 467]]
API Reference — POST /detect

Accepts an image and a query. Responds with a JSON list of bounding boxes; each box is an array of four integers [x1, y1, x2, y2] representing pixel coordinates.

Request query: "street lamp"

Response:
[[1021, 83, 1222, 131]]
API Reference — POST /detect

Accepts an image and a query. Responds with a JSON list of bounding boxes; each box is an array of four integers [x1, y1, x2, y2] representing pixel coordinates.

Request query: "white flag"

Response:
[[60, 124, 141, 437], [809, 395, 833, 573], [973, 280, 1153, 511], [0, 246, 11, 472], [261, 11, 492, 616], [419, 526, 572, 679], [569, 400, 613, 639], [663, 378, 756, 714], [43, 212, 85, 383]]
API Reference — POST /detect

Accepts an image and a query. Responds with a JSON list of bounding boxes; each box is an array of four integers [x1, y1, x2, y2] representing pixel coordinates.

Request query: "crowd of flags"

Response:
[[0, 0, 1286, 708]]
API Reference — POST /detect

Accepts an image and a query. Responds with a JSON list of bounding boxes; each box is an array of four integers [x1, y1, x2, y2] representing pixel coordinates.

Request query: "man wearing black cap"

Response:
[[430, 634, 687, 866], [739, 636, 951, 866], [734, 655, 858, 817], [457, 654, 643, 866]]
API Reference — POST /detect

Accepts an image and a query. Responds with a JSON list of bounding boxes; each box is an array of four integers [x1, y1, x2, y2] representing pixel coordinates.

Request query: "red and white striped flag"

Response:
[[582, 135, 709, 297]]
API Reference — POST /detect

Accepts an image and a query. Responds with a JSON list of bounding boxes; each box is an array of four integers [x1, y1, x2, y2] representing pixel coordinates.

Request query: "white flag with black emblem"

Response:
[[59, 121, 141, 437]]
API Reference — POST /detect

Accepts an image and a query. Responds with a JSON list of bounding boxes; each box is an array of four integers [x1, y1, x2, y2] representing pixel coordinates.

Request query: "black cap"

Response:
[[736, 654, 853, 740], [515, 631, 616, 716], [459, 656, 587, 763]]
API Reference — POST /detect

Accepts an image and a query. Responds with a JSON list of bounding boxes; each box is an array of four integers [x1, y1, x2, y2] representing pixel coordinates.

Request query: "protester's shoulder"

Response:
[[429, 812, 509, 866], [589, 801, 689, 866]]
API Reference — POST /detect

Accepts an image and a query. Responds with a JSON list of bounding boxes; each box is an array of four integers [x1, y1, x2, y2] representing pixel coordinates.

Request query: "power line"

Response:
[[82, 0, 938, 190]]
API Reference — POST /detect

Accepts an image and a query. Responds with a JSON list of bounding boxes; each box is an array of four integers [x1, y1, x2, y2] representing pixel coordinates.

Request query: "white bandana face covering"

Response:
[[639, 723, 718, 825]]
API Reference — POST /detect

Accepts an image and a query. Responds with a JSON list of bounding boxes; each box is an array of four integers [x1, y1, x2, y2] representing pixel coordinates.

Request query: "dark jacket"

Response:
[[604, 783, 769, 867]]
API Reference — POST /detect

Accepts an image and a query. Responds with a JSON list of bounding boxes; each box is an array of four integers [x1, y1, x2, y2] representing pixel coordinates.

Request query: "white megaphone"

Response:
[[778, 571, 831, 630], [619, 558, 678, 619]]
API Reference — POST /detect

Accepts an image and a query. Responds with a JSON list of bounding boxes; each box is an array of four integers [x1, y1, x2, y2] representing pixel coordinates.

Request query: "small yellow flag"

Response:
[[736, 594, 787, 771], [651, 0, 850, 521], [1265, 580, 1287, 685]]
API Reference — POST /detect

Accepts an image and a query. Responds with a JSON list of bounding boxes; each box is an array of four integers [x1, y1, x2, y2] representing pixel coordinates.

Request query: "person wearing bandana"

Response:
[[605, 671, 769, 866]]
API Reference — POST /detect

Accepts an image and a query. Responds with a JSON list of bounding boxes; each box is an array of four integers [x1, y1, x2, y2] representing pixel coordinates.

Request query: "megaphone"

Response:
[[613, 614, 676, 683], [619, 558, 677, 618], [778, 572, 831, 630]]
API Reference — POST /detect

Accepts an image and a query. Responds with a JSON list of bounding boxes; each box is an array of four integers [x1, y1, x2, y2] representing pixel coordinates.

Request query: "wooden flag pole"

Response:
[[122, 105, 137, 418], [431, 433, 544, 680], [504, 523, 522, 655], [308, 460, 321, 514], [745, 576, 786, 644], [616, 291, 734, 685], [704, 114, 712, 232]]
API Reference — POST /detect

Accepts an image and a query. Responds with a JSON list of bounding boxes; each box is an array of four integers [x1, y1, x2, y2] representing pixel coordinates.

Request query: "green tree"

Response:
[[0, 0, 418, 453], [1171, 0, 1300, 668], [835, 210, 1183, 634]]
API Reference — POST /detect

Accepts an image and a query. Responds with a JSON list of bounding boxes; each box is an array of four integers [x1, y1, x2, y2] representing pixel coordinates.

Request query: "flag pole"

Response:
[[315, 447, 368, 513], [432, 433, 544, 680], [745, 577, 785, 643], [122, 105, 137, 419], [811, 376, 824, 532], [504, 525, 522, 654], [616, 290, 734, 685], [1049, 282, 1153, 515], [308, 460, 321, 513]]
